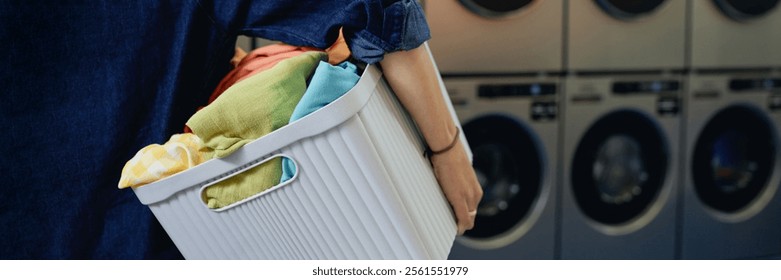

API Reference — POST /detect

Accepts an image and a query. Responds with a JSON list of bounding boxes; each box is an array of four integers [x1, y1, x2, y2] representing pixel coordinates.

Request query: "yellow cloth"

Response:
[[118, 133, 212, 189], [187, 51, 327, 209]]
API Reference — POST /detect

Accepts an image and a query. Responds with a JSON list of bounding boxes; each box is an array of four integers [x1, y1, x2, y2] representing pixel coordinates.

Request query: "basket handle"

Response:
[[198, 154, 299, 212]]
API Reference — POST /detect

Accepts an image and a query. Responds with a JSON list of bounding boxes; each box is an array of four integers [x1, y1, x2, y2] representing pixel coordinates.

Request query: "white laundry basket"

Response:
[[133, 52, 469, 259]]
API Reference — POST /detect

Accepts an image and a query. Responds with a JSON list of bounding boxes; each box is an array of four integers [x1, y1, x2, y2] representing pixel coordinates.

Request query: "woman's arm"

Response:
[[379, 45, 483, 236]]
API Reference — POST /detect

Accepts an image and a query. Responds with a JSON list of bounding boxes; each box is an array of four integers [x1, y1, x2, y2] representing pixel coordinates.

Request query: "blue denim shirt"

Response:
[[0, 0, 429, 259], [200, 0, 430, 64]]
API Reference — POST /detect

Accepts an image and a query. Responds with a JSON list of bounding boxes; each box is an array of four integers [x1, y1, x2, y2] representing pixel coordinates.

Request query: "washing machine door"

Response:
[[595, 0, 666, 20], [691, 105, 777, 213], [462, 115, 542, 239], [713, 0, 780, 21], [571, 110, 668, 225], [458, 0, 534, 18]]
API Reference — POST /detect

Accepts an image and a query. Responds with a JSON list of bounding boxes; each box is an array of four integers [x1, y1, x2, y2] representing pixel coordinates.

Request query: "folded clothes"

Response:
[[207, 32, 350, 110], [187, 51, 327, 209], [124, 41, 354, 208], [207, 44, 321, 106], [281, 61, 360, 182], [188, 51, 326, 157], [185, 32, 351, 133], [118, 133, 212, 189]]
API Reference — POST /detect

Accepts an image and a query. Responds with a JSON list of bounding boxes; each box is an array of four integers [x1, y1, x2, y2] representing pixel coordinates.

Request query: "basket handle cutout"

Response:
[[198, 154, 299, 212]]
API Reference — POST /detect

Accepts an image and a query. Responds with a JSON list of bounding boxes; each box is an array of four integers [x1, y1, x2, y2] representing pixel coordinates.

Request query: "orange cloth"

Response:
[[230, 47, 248, 67], [325, 28, 350, 65]]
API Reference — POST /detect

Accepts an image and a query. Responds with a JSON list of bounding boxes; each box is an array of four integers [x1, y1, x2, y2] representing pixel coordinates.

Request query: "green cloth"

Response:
[[187, 51, 327, 209]]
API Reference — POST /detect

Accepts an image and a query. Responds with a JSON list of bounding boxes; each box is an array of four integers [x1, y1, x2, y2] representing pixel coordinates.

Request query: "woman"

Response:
[[0, 0, 480, 258]]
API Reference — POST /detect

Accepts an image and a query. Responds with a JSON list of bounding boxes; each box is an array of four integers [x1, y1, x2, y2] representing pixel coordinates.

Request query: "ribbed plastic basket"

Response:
[[132, 61, 465, 259]]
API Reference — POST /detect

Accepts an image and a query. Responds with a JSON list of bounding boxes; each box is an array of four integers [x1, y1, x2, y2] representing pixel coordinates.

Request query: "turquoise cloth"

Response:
[[281, 61, 360, 182]]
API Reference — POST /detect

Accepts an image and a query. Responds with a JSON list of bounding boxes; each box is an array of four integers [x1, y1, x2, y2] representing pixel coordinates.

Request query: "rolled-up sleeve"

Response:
[[343, 0, 431, 64], [198, 0, 431, 64]]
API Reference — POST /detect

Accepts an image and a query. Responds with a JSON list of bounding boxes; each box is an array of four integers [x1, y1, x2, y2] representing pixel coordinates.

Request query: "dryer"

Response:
[[560, 75, 682, 259], [567, 0, 687, 71], [445, 76, 559, 259], [690, 0, 781, 69], [424, 0, 564, 74], [681, 73, 781, 259]]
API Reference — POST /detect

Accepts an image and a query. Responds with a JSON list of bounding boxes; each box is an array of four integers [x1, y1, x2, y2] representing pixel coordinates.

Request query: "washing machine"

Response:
[[691, 0, 781, 69], [681, 73, 781, 259], [424, 0, 564, 74], [445, 76, 559, 259], [560, 75, 682, 259], [567, 0, 687, 71]]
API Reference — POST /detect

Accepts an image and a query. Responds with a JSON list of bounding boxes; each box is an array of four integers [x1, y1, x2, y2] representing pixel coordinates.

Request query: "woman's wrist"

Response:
[[424, 126, 460, 158]]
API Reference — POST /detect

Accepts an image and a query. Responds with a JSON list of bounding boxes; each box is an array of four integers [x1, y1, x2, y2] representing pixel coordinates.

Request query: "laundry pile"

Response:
[[118, 37, 360, 209]]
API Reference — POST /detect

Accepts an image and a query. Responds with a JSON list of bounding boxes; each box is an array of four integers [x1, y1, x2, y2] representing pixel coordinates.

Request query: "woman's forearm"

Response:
[[379, 46, 458, 151], [379, 44, 482, 235]]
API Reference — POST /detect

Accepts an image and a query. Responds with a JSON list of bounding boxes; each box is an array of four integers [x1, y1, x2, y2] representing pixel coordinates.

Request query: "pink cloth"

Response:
[[209, 44, 321, 104], [183, 44, 319, 133], [184, 31, 351, 133]]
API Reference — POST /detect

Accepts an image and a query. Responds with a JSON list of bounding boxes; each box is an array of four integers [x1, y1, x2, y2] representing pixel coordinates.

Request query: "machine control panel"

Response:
[[729, 78, 781, 92], [478, 83, 557, 98], [612, 80, 680, 94]]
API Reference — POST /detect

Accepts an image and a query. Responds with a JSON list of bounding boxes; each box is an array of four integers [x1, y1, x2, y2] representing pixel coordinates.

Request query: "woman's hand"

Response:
[[380, 44, 483, 235], [430, 139, 483, 235]]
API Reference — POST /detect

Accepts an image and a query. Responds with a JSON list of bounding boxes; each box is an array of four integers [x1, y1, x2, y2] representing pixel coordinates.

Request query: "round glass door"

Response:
[[458, 0, 534, 18], [571, 110, 668, 225], [692, 105, 776, 213], [462, 115, 542, 239], [713, 0, 780, 21], [595, 0, 666, 20]]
